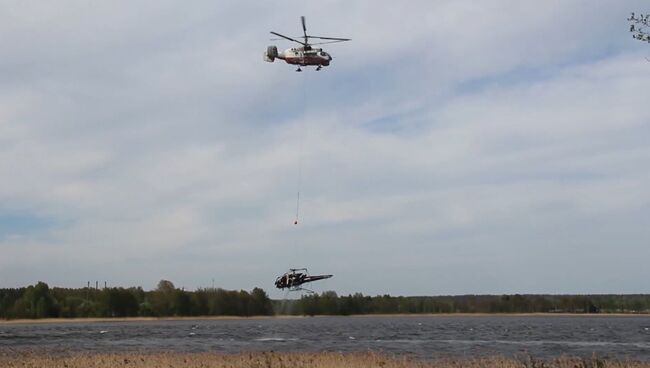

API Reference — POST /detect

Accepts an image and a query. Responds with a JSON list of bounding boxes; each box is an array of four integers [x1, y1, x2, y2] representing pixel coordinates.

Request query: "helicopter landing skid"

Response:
[[292, 286, 315, 294]]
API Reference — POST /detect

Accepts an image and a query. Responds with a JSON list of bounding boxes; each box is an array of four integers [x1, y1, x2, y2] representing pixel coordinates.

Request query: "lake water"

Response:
[[2, 315, 650, 360]]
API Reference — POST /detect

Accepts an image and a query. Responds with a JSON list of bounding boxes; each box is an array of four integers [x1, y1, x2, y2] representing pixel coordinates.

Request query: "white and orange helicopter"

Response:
[[264, 16, 350, 72]]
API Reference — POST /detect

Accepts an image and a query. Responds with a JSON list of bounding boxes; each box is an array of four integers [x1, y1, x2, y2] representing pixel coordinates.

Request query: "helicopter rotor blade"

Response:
[[270, 36, 302, 41], [306, 35, 351, 41], [301, 16, 308, 44], [310, 40, 350, 45], [270, 31, 306, 46]]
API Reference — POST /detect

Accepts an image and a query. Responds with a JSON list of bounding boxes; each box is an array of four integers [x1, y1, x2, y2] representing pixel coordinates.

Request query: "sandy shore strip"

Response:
[[0, 315, 290, 325], [1, 313, 649, 325], [0, 352, 648, 368]]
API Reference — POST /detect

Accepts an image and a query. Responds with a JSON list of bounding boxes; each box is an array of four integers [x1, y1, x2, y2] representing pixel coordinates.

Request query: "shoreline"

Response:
[[2, 312, 649, 325]]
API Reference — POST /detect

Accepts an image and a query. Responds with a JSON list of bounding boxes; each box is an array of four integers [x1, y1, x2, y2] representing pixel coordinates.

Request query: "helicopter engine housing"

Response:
[[264, 45, 278, 62]]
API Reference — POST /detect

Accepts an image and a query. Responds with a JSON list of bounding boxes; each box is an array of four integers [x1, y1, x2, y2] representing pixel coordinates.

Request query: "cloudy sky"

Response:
[[1, 1, 649, 297]]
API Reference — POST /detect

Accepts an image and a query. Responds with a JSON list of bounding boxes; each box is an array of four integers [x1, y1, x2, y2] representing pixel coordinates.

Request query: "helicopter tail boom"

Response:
[[304, 274, 333, 283]]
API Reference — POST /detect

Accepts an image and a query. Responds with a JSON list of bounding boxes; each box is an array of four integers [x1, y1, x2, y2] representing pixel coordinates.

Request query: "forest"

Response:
[[1, 281, 650, 319]]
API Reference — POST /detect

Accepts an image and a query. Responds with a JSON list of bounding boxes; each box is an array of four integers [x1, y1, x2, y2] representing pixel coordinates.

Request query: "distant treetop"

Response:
[[628, 12, 650, 43]]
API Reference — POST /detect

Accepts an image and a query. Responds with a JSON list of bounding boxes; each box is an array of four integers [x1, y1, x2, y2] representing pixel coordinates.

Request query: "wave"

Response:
[[254, 337, 299, 342]]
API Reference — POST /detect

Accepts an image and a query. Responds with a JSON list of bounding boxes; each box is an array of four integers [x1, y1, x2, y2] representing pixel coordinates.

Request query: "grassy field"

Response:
[[1, 352, 649, 368]]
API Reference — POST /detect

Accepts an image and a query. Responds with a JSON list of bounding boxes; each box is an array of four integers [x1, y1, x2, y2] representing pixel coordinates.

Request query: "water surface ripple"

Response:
[[2, 315, 650, 360]]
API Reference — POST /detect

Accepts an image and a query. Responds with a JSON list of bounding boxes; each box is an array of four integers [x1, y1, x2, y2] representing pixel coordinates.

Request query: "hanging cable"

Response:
[[294, 70, 307, 225], [294, 190, 300, 225], [294, 136, 302, 225]]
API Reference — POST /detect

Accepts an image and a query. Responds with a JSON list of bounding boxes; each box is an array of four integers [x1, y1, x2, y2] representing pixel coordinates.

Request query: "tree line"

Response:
[[2, 281, 650, 319], [278, 292, 650, 316], [0, 280, 273, 319]]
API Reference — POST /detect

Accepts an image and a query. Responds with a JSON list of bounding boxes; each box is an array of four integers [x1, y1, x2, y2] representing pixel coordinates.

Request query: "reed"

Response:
[[0, 352, 648, 368]]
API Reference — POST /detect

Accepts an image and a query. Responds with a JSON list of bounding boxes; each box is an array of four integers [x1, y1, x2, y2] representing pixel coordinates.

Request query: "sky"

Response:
[[1, 1, 649, 297]]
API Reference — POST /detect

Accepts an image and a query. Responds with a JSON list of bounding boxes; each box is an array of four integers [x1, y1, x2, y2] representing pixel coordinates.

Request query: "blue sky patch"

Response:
[[0, 210, 54, 240]]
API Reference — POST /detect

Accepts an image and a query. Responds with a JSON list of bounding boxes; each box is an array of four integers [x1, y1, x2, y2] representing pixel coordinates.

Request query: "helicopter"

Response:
[[264, 16, 350, 72], [275, 268, 333, 293]]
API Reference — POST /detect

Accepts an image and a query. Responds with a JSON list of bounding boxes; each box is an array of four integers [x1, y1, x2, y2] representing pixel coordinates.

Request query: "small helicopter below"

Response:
[[264, 16, 350, 72], [275, 268, 333, 293]]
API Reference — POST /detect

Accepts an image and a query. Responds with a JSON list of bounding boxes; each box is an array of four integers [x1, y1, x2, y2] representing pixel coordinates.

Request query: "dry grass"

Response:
[[0, 352, 648, 368]]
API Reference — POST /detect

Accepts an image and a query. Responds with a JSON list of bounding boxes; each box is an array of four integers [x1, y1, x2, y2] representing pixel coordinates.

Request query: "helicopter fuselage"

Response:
[[266, 46, 332, 67], [281, 47, 332, 66]]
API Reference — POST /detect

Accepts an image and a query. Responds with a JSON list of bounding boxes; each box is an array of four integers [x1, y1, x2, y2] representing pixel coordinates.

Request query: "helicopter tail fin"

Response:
[[264, 45, 278, 62]]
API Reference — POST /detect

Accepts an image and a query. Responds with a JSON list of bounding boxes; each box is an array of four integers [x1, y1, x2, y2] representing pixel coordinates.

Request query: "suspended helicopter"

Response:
[[275, 268, 333, 293], [264, 16, 350, 72]]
